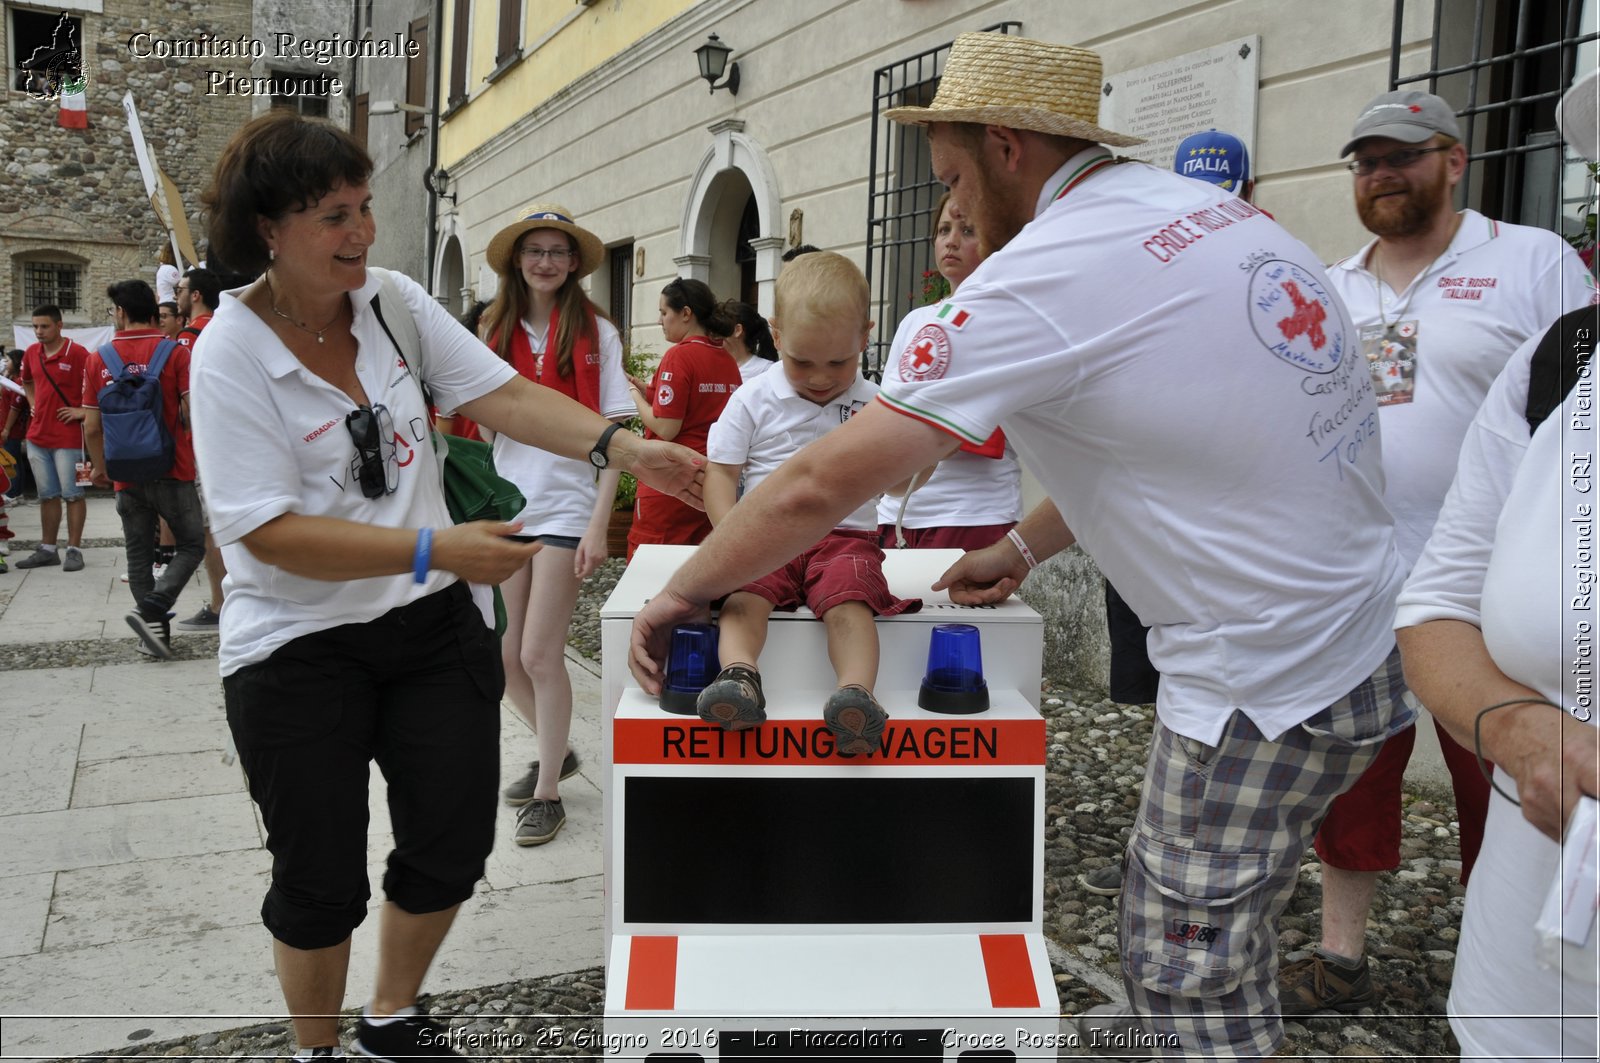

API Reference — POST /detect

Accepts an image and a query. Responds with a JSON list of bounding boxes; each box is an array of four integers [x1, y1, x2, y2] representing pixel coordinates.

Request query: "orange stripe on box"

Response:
[[980, 934, 1039, 1008], [624, 935, 678, 1010]]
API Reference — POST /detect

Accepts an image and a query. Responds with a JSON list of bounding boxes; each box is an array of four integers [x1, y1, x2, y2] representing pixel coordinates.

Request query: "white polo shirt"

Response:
[[490, 316, 633, 538], [1328, 209, 1596, 567], [192, 269, 518, 675], [707, 366, 881, 532], [879, 148, 1404, 743], [876, 303, 1023, 530]]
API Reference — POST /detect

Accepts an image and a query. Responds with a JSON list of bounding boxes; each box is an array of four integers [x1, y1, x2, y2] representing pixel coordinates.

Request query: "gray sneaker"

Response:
[[502, 751, 580, 806], [176, 604, 221, 630], [61, 546, 84, 572], [14, 546, 60, 569], [1078, 863, 1124, 897], [514, 798, 565, 846]]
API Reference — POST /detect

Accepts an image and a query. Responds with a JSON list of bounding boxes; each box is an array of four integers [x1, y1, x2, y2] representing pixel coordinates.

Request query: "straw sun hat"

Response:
[[886, 32, 1142, 148], [485, 202, 605, 278]]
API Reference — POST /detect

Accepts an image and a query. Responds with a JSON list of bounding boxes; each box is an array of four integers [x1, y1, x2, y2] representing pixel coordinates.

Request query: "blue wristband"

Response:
[[412, 527, 433, 584]]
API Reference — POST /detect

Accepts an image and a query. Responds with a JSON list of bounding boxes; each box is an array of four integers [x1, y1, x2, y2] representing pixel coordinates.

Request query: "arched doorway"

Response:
[[677, 120, 783, 316], [434, 233, 468, 316]]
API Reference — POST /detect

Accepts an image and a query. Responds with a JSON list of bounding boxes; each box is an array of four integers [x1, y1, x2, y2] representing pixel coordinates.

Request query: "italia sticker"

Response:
[[935, 303, 971, 330], [1247, 258, 1344, 375], [900, 323, 952, 381]]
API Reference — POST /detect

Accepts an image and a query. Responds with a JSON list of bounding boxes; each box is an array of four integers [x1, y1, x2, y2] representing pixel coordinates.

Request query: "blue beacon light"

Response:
[[918, 623, 990, 714], [660, 622, 721, 715]]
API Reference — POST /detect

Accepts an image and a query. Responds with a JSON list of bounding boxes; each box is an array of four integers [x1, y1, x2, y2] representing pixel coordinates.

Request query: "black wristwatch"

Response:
[[589, 422, 624, 469]]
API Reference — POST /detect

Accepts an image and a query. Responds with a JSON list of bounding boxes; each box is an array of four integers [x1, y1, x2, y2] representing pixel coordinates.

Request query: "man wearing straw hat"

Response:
[[629, 32, 1410, 1057]]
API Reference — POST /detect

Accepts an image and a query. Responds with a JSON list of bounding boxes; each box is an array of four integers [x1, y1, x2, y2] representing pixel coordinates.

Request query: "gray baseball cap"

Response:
[[1340, 90, 1463, 157]]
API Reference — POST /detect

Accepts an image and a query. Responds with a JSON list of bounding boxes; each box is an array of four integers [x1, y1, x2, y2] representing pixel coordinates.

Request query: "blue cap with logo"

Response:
[[1174, 128, 1250, 193]]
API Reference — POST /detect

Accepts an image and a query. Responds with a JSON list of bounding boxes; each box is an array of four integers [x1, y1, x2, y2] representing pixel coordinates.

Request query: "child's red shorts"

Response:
[[738, 529, 920, 618]]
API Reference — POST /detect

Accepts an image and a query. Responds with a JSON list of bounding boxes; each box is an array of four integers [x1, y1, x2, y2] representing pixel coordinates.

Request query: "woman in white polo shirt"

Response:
[[878, 192, 1022, 549], [191, 113, 701, 1063], [477, 204, 635, 849]]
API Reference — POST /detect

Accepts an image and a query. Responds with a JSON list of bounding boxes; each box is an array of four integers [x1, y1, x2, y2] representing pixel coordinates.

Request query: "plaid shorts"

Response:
[[1119, 645, 1412, 1057]]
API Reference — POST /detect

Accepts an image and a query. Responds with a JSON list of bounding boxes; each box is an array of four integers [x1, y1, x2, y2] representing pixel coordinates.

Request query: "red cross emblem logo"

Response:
[[899, 323, 951, 381]]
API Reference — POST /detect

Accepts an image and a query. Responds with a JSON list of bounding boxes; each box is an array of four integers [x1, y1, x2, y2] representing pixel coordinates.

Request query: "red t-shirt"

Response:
[[177, 313, 213, 348], [81, 328, 195, 484], [20, 339, 90, 449], [2, 385, 28, 443], [647, 336, 742, 454]]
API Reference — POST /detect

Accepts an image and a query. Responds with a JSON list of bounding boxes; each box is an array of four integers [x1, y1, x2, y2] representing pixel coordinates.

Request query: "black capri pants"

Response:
[[224, 582, 504, 950]]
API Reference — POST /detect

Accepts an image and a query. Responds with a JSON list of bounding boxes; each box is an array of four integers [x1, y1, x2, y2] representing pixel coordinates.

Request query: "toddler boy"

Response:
[[698, 252, 920, 755]]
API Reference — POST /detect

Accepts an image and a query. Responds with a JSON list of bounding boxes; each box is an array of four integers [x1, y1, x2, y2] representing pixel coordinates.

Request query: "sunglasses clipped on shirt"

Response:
[[345, 403, 398, 499], [1346, 145, 1449, 176]]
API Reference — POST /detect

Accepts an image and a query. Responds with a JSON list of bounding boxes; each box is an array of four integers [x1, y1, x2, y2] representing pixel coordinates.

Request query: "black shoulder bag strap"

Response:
[[1526, 303, 1599, 434]]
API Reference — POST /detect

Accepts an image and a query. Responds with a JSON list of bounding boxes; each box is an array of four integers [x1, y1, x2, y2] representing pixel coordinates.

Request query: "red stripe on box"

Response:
[[613, 717, 1045, 765], [980, 934, 1039, 1008], [624, 936, 678, 1010]]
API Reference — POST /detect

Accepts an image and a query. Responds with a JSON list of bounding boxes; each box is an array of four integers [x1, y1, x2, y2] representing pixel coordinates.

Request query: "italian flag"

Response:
[[936, 303, 970, 329], [58, 77, 87, 129]]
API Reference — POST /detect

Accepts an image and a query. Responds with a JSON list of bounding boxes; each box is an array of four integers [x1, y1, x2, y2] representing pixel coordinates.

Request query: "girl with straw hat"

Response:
[[480, 203, 631, 847]]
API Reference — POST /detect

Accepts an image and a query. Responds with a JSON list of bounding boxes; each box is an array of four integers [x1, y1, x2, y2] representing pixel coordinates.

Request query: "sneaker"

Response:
[[1072, 1004, 1156, 1060], [502, 751, 580, 806], [14, 546, 60, 569], [823, 684, 888, 756], [0, 554, 8, 574], [1078, 863, 1124, 897], [1278, 949, 1374, 1015], [61, 546, 84, 572], [514, 798, 565, 846], [119, 571, 130, 583], [151, 561, 168, 580], [0, 539, 9, 555], [696, 665, 767, 731], [177, 603, 222, 630], [352, 1010, 460, 1060], [125, 609, 174, 660]]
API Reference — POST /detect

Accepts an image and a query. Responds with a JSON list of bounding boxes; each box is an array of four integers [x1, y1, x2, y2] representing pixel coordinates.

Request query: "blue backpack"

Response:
[[96, 339, 177, 482]]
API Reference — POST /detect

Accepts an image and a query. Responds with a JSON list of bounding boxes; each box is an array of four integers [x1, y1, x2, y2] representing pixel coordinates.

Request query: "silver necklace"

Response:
[[1369, 215, 1462, 336], [268, 275, 344, 344]]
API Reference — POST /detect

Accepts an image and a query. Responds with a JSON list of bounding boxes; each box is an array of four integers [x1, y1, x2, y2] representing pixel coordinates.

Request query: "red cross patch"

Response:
[[899, 323, 952, 382]]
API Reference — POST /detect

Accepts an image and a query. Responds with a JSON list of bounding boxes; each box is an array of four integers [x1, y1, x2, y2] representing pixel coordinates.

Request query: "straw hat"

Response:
[[885, 32, 1142, 147], [1558, 68, 1599, 165], [485, 202, 605, 278]]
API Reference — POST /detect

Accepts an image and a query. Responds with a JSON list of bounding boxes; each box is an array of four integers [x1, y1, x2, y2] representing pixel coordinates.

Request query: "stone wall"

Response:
[[1, 0, 254, 329], [1018, 547, 1112, 697]]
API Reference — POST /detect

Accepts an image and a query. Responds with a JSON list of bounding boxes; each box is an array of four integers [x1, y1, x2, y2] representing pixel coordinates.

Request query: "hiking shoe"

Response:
[[1078, 863, 1124, 897], [514, 798, 565, 846], [125, 610, 174, 660], [352, 1010, 461, 1060], [502, 751, 580, 806], [14, 546, 60, 569], [696, 665, 767, 731], [1278, 949, 1374, 1015], [177, 603, 221, 630], [62, 546, 84, 572], [823, 684, 888, 756], [1073, 1004, 1156, 1060]]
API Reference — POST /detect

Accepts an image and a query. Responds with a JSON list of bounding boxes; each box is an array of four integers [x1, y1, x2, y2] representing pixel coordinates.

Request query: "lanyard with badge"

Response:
[[1362, 251, 1428, 407]]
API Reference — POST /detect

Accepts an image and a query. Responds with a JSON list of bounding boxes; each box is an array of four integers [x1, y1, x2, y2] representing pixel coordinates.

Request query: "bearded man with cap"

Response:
[[1281, 88, 1597, 1017], [628, 32, 1410, 1059]]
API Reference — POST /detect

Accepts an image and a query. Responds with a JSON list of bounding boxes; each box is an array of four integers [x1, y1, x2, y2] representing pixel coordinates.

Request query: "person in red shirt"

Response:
[[173, 266, 227, 631], [82, 280, 203, 659], [2, 349, 33, 503], [15, 304, 92, 571], [624, 278, 741, 558]]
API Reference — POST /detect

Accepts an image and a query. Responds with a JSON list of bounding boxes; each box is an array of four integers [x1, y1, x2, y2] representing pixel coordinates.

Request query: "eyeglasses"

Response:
[[518, 247, 574, 263], [345, 403, 398, 500], [1346, 145, 1449, 176]]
